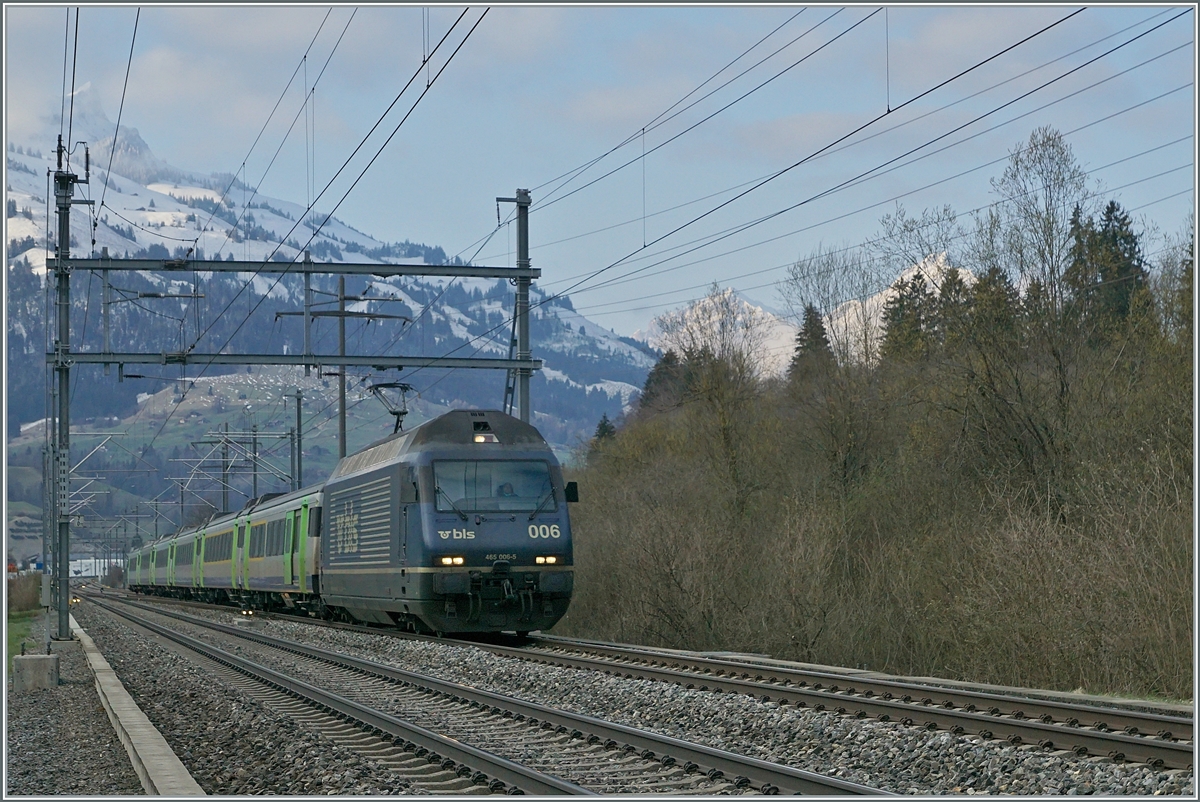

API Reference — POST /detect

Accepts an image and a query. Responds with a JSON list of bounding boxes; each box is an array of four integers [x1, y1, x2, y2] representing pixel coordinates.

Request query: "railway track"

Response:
[[505, 635, 1195, 771], [89, 596, 885, 795], [99, 590, 1193, 771]]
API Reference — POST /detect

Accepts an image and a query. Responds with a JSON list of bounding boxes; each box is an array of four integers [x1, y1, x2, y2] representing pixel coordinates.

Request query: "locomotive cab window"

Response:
[[433, 460, 556, 513]]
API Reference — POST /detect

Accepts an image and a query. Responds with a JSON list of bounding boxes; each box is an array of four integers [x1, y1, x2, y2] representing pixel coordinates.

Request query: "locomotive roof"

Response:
[[329, 409, 550, 481]]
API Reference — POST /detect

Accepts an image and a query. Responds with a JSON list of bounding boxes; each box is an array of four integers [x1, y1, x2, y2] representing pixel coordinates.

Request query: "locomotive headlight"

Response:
[[473, 433, 498, 443], [440, 556, 465, 566], [535, 556, 557, 565]]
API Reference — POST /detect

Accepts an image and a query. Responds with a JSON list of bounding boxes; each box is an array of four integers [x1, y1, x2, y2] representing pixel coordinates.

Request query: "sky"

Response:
[[4, 4, 1196, 336]]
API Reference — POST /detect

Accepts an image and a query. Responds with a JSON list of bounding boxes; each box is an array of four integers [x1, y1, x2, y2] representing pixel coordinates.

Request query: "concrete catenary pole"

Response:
[[53, 135, 76, 639], [514, 189, 531, 423]]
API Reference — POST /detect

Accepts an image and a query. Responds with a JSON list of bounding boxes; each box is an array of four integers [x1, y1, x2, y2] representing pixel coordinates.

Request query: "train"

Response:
[[127, 409, 577, 635]]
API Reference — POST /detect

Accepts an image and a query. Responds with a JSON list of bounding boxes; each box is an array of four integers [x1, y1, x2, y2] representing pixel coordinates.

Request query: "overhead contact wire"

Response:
[[144, 8, 483, 452]]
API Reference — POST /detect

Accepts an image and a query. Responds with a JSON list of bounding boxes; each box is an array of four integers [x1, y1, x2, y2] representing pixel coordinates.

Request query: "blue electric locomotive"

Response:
[[127, 409, 577, 634]]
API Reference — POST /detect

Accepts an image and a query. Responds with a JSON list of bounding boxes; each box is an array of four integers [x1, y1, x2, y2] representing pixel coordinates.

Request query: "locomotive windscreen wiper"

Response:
[[528, 488, 556, 521], [436, 486, 468, 521]]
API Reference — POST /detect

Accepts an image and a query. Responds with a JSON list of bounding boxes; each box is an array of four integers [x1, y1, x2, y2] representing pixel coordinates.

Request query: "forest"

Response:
[[559, 127, 1193, 700]]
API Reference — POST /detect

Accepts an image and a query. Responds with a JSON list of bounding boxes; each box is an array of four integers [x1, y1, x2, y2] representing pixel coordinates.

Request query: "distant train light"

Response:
[[535, 556, 558, 565], [440, 556, 464, 566], [473, 433, 499, 443]]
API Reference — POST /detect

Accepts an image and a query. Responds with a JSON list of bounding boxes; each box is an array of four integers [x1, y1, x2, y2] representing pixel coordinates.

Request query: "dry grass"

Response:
[[558, 371, 1192, 700], [6, 574, 41, 614]]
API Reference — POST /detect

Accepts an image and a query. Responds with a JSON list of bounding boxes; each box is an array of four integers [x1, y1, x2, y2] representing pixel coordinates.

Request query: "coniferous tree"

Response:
[[932, 268, 971, 354], [594, 413, 616, 440], [968, 266, 1020, 351], [1095, 201, 1147, 322], [880, 275, 934, 362], [1066, 200, 1147, 331], [788, 304, 835, 386], [1172, 228, 1194, 343], [638, 349, 686, 413]]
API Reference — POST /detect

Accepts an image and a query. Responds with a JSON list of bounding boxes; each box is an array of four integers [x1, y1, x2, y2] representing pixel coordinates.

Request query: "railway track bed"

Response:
[[508, 636, 1194, 770], [94, 592, 1195, 795], [83, 596, 880, 795]]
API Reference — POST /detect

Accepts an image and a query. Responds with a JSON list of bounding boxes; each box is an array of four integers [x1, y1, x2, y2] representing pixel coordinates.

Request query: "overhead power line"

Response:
[[534, 7, 820, 208], [66, 7, 80, 161], [386, 7, 1189, 395], [185, 8, 335, 247], [527, 8, 1091, 317], [477, 7, 1179, 267], [555, 9, 1189, 305], [140, 7, 487, 455], [534, 7, 875, 215], [196, 8, 358, 264], [183, 7, 474, 358], [571, 154, 1196, 321], [453, 7, 820, 264], [564, 74, 1194, 301], [382, 8, 1093, 392], [96, 8, 139, 224]]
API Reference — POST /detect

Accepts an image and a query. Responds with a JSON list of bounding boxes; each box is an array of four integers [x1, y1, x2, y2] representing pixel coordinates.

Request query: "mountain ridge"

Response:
[[6, 89, 660, 455]]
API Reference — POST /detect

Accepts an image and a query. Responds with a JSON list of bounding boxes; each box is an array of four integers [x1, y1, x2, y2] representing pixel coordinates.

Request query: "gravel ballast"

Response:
[[241, 613, 1194, 796], [70, 604, 411, 795], [5, 612, 144, 796], [69, 597, 1195, 796]]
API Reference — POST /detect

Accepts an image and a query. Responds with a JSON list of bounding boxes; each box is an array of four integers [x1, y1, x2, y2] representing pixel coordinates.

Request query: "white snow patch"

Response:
[[6, 215, 43, 243], [587, 380, 640, 403], [148, 184, 223, 203], [541, 367, 581, 387]]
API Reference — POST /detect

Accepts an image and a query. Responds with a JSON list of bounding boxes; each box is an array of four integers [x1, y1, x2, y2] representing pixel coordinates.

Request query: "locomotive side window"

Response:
[[433, 460, 555, 513], [400, 467, 418, 503]]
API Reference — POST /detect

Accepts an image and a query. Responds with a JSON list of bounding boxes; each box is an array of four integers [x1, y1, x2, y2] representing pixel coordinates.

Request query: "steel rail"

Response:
[[105, 597, 888, 796], [92, 598, 593, 795], [525, 635, 1194, 742], [104, 591, 1192, 770], [487, 641, 1193, 770]]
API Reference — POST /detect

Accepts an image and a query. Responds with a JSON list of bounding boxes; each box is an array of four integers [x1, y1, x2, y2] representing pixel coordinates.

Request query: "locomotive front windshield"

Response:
[[433, 460, 556, 513]]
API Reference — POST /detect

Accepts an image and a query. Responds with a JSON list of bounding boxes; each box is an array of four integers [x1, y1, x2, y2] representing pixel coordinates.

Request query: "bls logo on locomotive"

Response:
[[438, 528, 475, 540]]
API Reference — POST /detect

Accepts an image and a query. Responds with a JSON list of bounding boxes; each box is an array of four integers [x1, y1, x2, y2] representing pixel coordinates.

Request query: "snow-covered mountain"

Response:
[[633, 288, 799, 377], [824, 252, 972, 363], [5, 88, 658, 451]]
